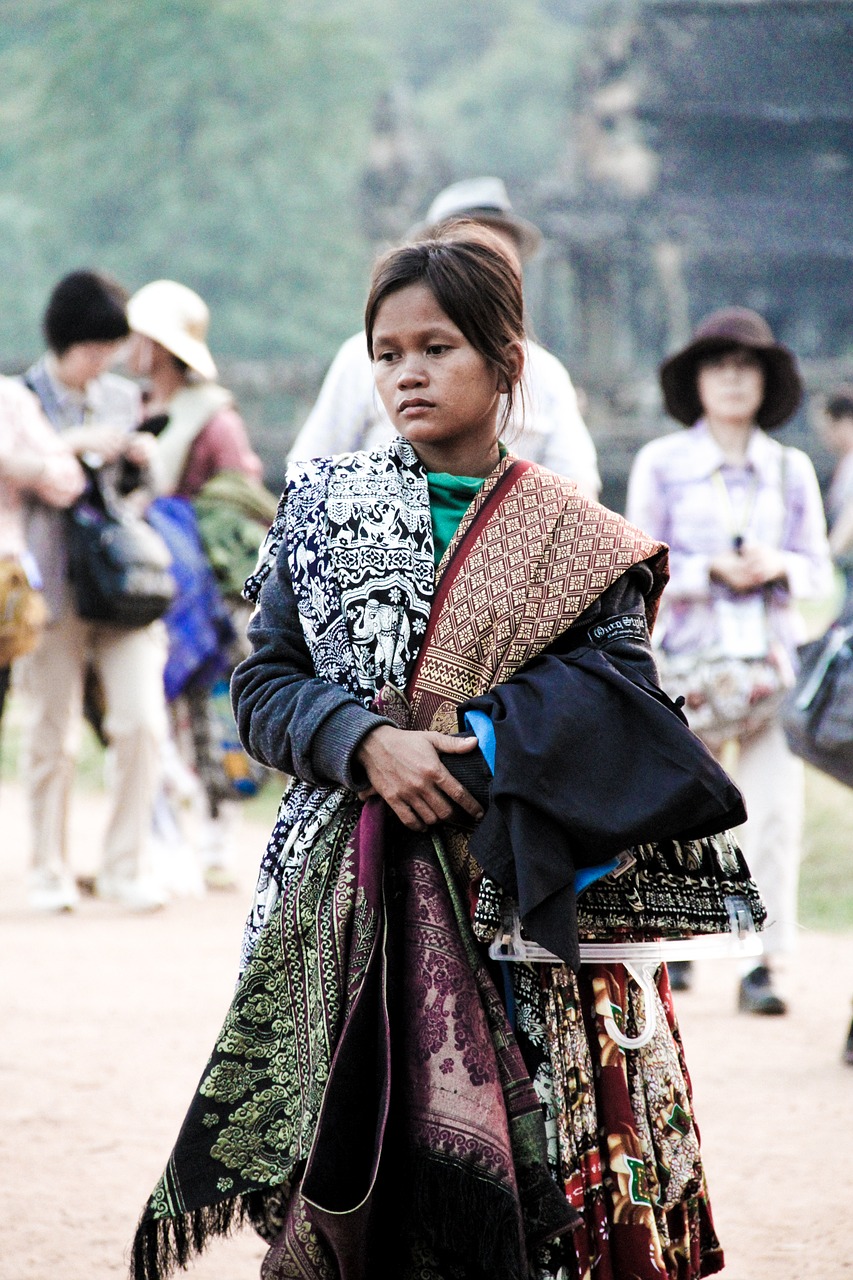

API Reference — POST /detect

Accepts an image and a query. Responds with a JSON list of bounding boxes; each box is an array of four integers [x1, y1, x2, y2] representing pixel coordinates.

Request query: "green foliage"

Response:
[[0, 0, 591, 368], [0, 0, 384, 359], [801, 767, 853, 933], [411, 1, 581, 184]]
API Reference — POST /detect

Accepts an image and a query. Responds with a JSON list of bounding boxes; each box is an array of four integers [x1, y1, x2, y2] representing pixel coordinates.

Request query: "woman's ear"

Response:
[[503, 340, 525, 392]]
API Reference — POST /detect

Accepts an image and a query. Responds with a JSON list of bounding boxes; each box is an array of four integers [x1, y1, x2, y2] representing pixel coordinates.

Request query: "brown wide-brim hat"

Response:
[[659, 307, 803, 430]]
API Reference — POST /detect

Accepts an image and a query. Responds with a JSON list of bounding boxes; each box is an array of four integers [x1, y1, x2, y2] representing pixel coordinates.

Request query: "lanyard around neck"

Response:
[[712, 467, 759, 552]]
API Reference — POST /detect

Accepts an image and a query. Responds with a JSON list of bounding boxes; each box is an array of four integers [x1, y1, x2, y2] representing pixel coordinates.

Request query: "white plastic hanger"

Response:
[[489, 895, 762, 1050]]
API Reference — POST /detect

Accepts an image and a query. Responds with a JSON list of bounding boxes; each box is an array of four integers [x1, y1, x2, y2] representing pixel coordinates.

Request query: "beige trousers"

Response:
[[20, 594, 168, 889], [722, 718, 804, 958]]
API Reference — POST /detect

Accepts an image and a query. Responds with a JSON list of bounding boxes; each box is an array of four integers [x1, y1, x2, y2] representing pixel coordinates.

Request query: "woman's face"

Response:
[[821, 411, 853, 458], [125, 333, 156, 377], [53, 338, 128, 391], [125, 333, 180, 379], [371, 282, 519, 475], [696, 347, 765, 428]]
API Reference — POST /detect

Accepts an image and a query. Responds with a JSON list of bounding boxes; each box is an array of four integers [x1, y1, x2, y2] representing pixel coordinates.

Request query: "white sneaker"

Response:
[[203, 864, 238, 892], [150, 793, 205, 899], [95, 876, 168, 913], [29, 881, 80, 913], [197, 805, 238, 892]]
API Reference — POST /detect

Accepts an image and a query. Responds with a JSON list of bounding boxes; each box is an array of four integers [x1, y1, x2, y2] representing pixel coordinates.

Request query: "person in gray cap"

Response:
[[288, 177, 601, 498]]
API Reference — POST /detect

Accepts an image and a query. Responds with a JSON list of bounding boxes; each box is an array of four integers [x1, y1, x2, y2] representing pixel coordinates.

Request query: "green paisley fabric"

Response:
[[137, 798, 365, 1267]]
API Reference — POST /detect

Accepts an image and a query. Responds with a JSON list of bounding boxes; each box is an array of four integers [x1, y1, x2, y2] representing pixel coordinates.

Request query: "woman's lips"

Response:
[[398, 399, 434, 416]]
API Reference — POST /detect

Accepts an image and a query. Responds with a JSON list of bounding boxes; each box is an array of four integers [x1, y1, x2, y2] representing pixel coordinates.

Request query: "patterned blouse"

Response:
[[626, 419, 833, 659]]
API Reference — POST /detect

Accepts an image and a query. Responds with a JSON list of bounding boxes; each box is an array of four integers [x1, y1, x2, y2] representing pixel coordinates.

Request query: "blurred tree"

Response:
[[399, 0, 581, 186], [0, 0, 384, 360], [0, 0, 591, 373]]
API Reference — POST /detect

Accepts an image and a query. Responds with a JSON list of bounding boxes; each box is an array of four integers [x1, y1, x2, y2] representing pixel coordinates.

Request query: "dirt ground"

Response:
[[2, 778, 852, 1280]]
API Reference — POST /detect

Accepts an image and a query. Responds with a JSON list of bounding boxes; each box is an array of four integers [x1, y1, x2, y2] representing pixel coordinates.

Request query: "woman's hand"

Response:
[[63, 424, 129, 463], [710, 546, 788, 592], [355, 725, 484, 831], [122, 431, 157, 468]]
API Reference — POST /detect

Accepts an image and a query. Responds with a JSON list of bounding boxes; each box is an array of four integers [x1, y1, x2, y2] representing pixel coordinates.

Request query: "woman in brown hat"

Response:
[[627, 307, 833, 1014]]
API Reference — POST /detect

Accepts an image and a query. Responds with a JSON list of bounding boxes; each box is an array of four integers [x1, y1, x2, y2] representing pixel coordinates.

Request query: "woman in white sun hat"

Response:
[[127, 279, 261, 498], [127, 280, 264, 889]]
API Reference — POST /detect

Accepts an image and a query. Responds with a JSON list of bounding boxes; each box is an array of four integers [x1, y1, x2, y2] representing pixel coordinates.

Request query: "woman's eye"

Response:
[[376, 351, 398, 363], [426, 344, 448, 356]]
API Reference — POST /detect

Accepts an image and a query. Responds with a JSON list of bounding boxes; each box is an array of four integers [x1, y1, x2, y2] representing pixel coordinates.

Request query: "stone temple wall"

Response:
[[529, 0, 853, 512]]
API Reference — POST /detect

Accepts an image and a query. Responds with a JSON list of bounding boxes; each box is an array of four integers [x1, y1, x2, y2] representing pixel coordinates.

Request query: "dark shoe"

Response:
[[668, 960, 694, 992], [738, 965, 787, 1016], [844, 1015, 853, 1066]]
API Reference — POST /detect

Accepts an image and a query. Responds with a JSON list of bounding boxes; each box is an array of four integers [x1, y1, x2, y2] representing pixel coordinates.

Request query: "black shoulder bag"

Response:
[[66, 464, 175, 628], [782, 601, 853, 789]]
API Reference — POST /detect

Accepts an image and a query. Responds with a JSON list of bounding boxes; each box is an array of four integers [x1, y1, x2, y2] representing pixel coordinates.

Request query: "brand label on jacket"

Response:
[[588, 613, 647, 648]]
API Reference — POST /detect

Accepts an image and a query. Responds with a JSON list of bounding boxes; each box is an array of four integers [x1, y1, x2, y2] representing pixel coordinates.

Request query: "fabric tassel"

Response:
[[130, 1193, 268, 1280], [407, 1149, 527, 1280]]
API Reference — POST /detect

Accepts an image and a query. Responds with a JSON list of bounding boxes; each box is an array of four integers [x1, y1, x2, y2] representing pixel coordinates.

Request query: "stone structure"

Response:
[[530, 0, 853, 508]]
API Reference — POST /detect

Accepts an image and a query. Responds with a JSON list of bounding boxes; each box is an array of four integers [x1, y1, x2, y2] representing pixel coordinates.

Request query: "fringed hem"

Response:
[[130, 1192, 267, 1280], [409, 1150, 527, 1280]]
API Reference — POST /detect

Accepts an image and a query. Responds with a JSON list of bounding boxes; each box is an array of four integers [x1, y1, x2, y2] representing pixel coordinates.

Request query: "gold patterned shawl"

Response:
[[407, 454, 668, 732]]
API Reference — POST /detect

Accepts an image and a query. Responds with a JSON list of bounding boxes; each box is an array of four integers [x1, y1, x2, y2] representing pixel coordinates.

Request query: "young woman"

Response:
[[132, 230, 756, 1280], [627, 309, 832, 1011]]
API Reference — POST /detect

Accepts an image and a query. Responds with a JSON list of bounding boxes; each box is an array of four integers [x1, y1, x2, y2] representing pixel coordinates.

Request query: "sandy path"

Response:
[[1, 779, 851, 1280]]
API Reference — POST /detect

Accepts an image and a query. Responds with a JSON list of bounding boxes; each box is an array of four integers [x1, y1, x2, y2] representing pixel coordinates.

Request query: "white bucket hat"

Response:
[[412, 177, 542, 261], [127, 280, 218, 380]]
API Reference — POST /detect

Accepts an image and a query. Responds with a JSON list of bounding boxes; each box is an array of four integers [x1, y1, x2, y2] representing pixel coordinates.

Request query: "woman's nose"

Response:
[[396, 355, 426, 387]]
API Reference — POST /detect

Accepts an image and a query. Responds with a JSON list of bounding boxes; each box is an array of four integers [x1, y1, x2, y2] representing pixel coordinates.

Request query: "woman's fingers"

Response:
[[425, 732, 478, 753], [356, 725, 485, 825], [422, 731, 484, 819], [393, 801, 427, 832]]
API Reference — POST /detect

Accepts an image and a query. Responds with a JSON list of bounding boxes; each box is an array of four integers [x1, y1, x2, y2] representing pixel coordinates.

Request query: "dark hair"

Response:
[[696, 341, 763, 369], [826, 387, 853, 421], [694, 340, 775, 415], [43, 269, 130, 354], [364, 223, 525, 430]]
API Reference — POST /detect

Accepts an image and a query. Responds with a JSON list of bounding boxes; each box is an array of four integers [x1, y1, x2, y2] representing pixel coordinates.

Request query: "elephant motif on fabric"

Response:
[[350, 598, 411, 685]]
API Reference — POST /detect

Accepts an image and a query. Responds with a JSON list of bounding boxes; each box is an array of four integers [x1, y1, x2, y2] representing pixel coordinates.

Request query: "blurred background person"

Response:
[[288, 176, 602, 499], [0, 377, 84, 731], [820, 385, 853, 602], [127, 280, 262, 500], [127, 279, 265, 890], [815, 385, 853, 1067], [627, 307, 833, 1013], [19, 269, 169, 913]]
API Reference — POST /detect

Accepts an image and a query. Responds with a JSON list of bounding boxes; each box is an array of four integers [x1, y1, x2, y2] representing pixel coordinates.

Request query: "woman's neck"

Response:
[[704, 416, 755, 463], [48, 351, 88, 394], [144, 363, 189, 415], [411, 438, 501, 478]]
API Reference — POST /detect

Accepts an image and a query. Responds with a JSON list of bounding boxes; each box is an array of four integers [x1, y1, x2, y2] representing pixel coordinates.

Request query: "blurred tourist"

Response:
[[627, 307, 833, 1013], [288, 176, 601, 498], [127, 279, 264, 889], [20, 270, 169, 912], [0, 377, 84, 728], [820, 385, 853, 599], [817, 386, 853, 1064]]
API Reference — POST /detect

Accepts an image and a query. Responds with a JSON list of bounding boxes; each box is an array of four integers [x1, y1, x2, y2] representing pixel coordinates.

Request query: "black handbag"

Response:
[[66, 465, 175, 628], [782, 607, 853, 788]]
